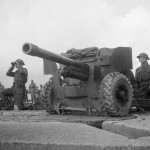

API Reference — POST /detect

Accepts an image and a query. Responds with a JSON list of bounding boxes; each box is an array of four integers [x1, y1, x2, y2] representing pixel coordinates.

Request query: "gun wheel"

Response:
[[99, 72, 133, 116], [41, 80, 53, 110]]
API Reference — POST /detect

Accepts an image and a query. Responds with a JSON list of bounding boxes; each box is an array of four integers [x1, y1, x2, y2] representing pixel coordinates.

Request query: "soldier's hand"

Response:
[[11, 62, 16, 68]]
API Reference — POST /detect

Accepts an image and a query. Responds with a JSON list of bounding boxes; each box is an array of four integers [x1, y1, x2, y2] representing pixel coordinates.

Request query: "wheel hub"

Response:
[[116, 84, 128, 106]]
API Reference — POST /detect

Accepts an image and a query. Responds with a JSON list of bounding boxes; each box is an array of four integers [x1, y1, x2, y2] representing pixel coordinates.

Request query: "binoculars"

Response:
[[11, 62, 16, 65]]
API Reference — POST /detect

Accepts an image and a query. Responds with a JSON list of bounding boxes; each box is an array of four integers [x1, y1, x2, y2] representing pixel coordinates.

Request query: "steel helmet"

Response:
[[137, 53, 149, 60], [15, 59, 25, 65]]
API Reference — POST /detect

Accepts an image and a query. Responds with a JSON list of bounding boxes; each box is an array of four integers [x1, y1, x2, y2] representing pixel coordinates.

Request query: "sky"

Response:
[[0, 0, 150, 88]]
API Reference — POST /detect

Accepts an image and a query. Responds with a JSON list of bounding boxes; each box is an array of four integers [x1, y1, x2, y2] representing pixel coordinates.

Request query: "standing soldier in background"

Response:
[[34, 86, 42, 110], [0, 82, 5, 92], [39, 84, 46, 110], [135, 53, 150, 99], [29, 80, 36, 104], [0, 59, 28, 110], [39, 85, 43, 92]]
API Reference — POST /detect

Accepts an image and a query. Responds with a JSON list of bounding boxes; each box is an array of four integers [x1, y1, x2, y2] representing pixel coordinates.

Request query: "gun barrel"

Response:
[[22, 43, 89, 69]]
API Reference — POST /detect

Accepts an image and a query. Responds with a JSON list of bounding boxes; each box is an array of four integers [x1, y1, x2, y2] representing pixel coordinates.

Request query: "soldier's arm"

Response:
[[135, 68, 141, 89], [6, 66, 15, 77], [19, 68, 28, 84], [23, 68, 28, 82], [146, 65, 150, 86], [135, 68, 140, 81], [135, 69, 138, 79]]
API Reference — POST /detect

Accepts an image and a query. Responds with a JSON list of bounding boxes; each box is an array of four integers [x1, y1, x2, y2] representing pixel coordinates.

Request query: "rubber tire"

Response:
[[99, 72, 133, 116], [41, 80, 53, 110]]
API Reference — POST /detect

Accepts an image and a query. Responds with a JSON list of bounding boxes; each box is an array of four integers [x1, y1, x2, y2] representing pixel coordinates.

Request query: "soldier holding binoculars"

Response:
[[0, 59, 28, 110]]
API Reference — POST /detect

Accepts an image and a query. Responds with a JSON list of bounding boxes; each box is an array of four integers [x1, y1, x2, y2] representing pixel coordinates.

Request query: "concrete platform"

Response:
[[0, 110, 150, 149], [102, 112, 150, 139], [0, 121, 150, 150]]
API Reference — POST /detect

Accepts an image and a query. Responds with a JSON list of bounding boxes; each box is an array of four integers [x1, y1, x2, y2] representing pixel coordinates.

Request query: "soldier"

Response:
[[135, 53, 150, 98], [39, 85, 43, 91], [34, 86, 42, 110], [29, 80, 36, 104], [0, 59, 28, 110], [0, 82, 5, 92]]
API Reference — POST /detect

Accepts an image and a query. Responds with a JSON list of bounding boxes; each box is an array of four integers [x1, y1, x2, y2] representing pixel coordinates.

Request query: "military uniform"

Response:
[[0, 59, 28, 110], [29, 81, 37, 104], [0, 83, 4, 92], [135, 53, 150, 98]]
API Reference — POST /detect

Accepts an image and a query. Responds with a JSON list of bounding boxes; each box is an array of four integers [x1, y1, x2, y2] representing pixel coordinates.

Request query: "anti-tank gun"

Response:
[[22, 43, 134, 116]]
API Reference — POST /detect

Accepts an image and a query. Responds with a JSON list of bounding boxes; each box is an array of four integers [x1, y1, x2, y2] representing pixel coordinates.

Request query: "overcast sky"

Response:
[[0, 0, 150, 88]]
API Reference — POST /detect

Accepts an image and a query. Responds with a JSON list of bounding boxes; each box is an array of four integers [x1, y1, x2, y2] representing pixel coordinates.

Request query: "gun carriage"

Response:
[[22, 43, 133, 116]]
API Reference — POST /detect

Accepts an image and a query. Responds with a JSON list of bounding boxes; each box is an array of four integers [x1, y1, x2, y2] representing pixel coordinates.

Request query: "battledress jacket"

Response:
[[29, 82, 37, 92], [135, 62, 150, 85], [6, 66, 28, 86]]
